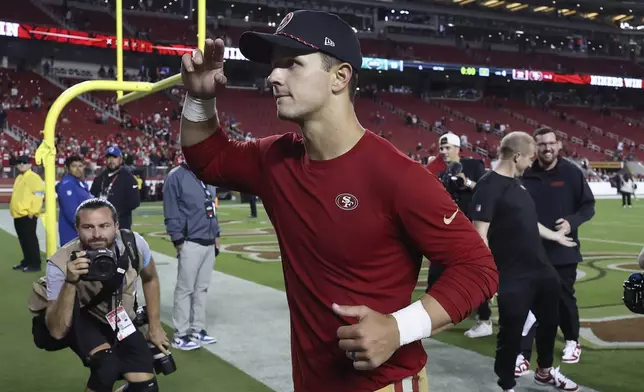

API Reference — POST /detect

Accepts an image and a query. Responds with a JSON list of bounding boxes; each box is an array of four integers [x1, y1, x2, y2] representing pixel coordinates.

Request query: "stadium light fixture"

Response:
[[534, 6, 554, 12], [482, 0, 504, 8], [510, 5, 529, 11]]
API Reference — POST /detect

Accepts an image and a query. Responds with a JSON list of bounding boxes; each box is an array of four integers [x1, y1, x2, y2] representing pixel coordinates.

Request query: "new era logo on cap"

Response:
[[324, 37, 335, 47]]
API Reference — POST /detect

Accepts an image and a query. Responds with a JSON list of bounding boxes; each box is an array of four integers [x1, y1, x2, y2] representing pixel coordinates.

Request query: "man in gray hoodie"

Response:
[[163, 162, 221, 350]]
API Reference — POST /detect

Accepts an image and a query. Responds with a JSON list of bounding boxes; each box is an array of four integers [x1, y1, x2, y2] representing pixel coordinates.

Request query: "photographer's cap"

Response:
[[439, 133, 461, 148], [239, 10, 363, 73], [15, 155, 31, 165]]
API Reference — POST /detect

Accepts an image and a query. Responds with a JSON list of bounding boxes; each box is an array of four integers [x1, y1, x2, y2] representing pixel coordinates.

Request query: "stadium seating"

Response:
[[2, 1, 61, 26], [1, 69, 138, 140]]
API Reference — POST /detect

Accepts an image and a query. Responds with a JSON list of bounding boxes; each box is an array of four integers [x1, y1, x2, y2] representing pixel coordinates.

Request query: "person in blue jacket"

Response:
[[55, 155, 92, 245]]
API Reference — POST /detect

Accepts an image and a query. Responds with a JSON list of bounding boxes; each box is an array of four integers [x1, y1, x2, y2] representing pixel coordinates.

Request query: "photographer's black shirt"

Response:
[[470, 171, 550, 279], [440, 158, 486, 217]]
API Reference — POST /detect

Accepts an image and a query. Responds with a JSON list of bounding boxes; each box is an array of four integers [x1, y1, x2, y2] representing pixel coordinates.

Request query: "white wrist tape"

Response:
[[182, 95, 217, 123], [391, 300, 433, 347]]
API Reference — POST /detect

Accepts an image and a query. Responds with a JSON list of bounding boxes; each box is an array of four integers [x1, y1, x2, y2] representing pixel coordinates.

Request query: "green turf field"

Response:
[[1, 199, 642, 391]]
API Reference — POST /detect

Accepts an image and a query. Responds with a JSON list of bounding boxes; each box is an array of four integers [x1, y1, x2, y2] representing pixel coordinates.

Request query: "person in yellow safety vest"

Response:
[[10, 155, 45, 272]]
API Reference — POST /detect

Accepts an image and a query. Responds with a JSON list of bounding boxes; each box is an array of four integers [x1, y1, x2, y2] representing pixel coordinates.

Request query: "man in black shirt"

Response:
[[90, 146, 141, 229], [470, 132, 579, 392], [518, 127, 595, 369], [426, 133, 492, 338]]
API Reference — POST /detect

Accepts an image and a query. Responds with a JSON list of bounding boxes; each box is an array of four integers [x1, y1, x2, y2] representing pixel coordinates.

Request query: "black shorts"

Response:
[[67, 308, 155, 376]]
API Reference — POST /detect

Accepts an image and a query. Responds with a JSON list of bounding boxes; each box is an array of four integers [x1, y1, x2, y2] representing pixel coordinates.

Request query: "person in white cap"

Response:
[[427, 132, 491, 338]]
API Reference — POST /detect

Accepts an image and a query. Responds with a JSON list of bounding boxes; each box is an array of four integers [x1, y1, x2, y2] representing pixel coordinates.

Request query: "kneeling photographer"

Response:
[[427, 132, 490, 338], [31, 198, 171, 392]]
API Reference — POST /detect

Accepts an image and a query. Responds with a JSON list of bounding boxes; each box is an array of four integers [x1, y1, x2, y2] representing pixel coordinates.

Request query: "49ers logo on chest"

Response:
[[335, 193, 359, 211]]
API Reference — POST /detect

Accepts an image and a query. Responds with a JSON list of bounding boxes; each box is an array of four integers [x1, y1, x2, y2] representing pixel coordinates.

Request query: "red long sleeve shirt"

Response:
[[183, 128, 498, 392]]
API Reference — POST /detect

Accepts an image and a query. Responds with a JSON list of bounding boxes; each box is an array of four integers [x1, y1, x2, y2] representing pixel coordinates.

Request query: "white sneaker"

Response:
[[562, 340, 581, 364], [464, 320, 493, 338], [172, 335, 200, 351], [191, 329, 217, 345], [534, 366, 579, 392], [514, 354, 530, 377]]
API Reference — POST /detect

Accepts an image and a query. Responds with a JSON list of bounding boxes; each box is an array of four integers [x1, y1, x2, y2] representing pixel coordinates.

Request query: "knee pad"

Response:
[[87, 348, 120, 392], [123, 377, 159, 392]]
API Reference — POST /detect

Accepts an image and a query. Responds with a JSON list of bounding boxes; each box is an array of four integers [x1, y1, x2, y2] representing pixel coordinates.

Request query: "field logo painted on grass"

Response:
[[220, 242, 281, 263], [578, 252, 644, 347]]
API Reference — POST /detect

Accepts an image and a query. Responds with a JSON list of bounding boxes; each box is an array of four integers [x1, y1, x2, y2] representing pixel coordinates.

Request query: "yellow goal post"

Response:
[[35, 0, 206, 257]]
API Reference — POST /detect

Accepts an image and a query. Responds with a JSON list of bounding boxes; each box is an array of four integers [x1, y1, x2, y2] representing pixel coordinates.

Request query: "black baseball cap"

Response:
[[239, 10, 363, 73], [15, 155, 30, 164]]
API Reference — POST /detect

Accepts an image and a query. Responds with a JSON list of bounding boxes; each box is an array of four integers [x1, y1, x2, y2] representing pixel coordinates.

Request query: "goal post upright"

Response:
[[37, 0, 207, 256]]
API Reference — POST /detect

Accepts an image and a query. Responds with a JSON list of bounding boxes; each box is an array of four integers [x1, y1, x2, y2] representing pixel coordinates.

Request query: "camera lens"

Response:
[[94, 256, 116, 278], [149, 343, 177, 375]]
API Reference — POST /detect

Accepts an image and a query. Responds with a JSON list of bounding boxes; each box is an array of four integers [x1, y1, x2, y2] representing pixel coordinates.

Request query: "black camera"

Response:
[[134, 305, 149, 327], [440, 161, 465, 196], [623, 272, 644, 314], [134, 306, 177, 376], [71, 249, 118, 281]]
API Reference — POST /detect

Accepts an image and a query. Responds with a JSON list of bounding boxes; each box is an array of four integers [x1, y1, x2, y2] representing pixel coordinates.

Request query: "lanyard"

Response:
[[104, 173, 120, 197], [187, 168, 212, 201]]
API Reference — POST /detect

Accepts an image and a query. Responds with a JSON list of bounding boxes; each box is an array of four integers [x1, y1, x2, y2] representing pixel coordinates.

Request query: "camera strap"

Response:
[[100, 172, 120, 199], [105, 245, 131, 339]]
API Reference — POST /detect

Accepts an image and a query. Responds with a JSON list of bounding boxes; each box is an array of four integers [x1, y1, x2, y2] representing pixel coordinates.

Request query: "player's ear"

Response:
[[332, 63, 352, 95]]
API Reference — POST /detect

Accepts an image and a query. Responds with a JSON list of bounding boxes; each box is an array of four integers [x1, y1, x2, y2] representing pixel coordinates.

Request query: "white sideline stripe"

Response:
[[580, 328, 644, 348], [579, 237, 644, 247], [580, 314, 644, 322], [0, 210, 599, 392]]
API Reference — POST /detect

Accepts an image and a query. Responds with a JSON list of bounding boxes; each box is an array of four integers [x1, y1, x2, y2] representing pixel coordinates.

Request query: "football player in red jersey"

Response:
[[179, 10, 498, 392]]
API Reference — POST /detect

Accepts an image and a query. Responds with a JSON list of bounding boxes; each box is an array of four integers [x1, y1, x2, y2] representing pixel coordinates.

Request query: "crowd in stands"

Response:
[[1, 64, 643, 181]]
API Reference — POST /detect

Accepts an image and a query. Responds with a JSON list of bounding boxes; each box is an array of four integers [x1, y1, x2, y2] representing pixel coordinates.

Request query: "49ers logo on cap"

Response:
[[276, 12, 294, 33], [335, 193, 359, 211]]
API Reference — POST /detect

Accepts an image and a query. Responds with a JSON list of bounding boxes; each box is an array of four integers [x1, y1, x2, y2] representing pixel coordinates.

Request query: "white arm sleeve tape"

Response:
[[391, 300, 433, 346], [182, 95, 217, 123]]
